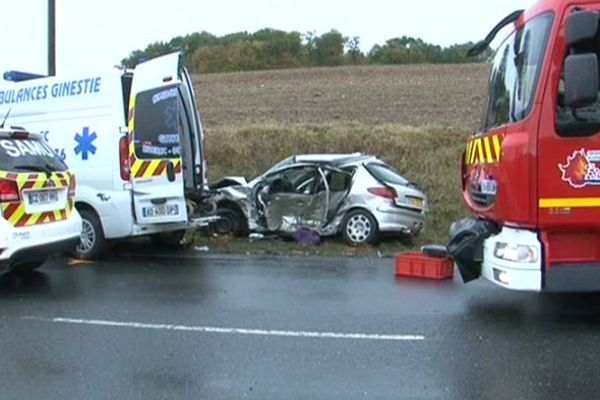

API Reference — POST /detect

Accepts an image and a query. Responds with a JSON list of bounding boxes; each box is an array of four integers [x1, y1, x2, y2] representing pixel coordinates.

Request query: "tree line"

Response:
[[122, 29, 488, 73]]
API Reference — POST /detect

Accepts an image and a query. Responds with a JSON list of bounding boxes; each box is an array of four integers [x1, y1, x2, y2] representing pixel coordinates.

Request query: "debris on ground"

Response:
[[293, 228, 322, 246], [248, 233, 280, 241]]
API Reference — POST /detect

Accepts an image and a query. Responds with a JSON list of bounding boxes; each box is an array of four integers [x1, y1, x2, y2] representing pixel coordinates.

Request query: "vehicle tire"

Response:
[[212, 207, 245, 236], [10, 260, 45, 273], [150, 230, 192, 251], [75, 209, 107, 260], [341, 209, 378, 246]]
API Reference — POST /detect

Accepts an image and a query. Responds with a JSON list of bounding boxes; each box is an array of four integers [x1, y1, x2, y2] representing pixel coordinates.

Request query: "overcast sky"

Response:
[[3, 0, 536, 75]]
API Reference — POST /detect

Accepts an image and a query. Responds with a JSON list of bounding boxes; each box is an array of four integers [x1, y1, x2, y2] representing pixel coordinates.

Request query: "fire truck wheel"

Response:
[[75, 209, 107, 260]]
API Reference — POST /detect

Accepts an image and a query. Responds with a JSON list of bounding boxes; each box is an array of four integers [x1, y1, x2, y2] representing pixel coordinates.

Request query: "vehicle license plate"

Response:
[[407, 196, 424, 208], [142, 204, 179, 218], [28, 190, 59, 205], [480, 179, 498, 195]]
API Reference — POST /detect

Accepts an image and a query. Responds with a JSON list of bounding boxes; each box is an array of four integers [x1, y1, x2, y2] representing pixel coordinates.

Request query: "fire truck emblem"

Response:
[[559, 149, 600, 188]]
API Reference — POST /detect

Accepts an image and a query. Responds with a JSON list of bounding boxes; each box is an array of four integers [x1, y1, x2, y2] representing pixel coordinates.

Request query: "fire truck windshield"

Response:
[[482, 12, 554, 132]]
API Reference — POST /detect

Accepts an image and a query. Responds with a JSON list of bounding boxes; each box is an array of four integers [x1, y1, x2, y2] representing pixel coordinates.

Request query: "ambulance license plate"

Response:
[[28, 190, 59, 205], [142, 204, 179, 218]]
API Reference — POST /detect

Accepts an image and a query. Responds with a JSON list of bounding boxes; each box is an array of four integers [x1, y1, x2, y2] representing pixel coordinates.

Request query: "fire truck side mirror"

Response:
[[566, 10, 599, 47], [565, 53, 599, 109]]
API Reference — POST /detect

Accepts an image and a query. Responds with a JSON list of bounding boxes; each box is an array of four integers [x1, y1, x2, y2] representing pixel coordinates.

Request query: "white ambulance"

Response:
[[0, 52, 211, 259], [0, 127, 82, 271]]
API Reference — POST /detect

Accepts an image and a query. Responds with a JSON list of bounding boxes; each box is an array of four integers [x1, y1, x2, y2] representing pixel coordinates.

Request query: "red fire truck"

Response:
[[447, 0, 600, 291]]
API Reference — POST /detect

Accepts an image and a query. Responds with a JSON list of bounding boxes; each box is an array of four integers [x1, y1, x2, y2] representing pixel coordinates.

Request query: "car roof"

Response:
[[293, 153, 379, 167]]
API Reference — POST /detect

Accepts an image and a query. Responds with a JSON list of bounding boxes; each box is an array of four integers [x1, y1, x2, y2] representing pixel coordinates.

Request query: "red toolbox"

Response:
[[394, 252, 454, 280]]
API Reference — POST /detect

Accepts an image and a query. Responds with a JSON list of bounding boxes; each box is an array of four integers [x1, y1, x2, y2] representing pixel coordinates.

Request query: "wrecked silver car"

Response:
[[210, 154, 429, 245]]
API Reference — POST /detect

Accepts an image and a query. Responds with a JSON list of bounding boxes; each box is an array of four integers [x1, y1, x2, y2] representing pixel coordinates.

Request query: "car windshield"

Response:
[[0, 136, 67, 173], [262, 156, 295, 176], [482, 12, 553, 131], [365, 162, 409, 185]]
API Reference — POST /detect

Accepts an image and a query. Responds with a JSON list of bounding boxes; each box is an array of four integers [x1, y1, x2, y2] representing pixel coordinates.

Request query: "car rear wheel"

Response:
[[75, 209, 107, 260], [342, 210, 378, 245]]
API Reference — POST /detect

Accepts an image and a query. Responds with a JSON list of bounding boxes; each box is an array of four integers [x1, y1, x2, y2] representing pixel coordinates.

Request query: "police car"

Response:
[[0, 126, 81, 272]]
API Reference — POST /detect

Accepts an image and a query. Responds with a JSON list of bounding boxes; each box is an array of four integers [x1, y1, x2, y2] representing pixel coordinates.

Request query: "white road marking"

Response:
[[22, 316, 425, 342]]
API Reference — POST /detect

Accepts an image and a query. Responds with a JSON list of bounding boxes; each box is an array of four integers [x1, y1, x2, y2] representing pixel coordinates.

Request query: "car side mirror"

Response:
[[566, 10, 599, 47], [565, 53, 599, 108]]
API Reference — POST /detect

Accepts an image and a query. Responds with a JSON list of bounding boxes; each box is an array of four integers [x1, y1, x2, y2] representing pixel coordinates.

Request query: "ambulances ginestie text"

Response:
[[0, 77, 102, 105]]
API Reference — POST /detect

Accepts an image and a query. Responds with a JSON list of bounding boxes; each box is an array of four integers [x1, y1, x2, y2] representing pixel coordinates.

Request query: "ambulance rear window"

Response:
[[133, 85, 181, 160], [0, 136, 67, 173]]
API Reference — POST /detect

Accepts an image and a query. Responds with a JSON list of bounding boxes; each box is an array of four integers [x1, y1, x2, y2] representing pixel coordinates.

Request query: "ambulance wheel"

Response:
[[75, 209, 107, 260], [150, 230, 193, 251]]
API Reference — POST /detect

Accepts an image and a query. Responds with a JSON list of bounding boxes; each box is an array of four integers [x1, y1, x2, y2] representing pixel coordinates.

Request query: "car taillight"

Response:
[[119, 136, 130, 181], [68, 175, 76, 197], [0, 179, 20, 203], [367, 187, 397, 199]]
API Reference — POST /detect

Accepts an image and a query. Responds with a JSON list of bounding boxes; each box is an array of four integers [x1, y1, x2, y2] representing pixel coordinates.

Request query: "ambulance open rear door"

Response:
[[128, 52, 194, 225]]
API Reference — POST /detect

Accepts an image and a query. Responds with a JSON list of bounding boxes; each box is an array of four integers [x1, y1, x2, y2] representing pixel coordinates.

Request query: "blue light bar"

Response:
[[3, 71, 47, 82]]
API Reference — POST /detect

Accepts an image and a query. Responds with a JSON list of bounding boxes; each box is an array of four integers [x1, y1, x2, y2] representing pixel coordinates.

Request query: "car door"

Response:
[[320, 167, 354, 222], [255, 165, 329, 232], [538, 5, 600, 230], [128, 53, 188, 224]]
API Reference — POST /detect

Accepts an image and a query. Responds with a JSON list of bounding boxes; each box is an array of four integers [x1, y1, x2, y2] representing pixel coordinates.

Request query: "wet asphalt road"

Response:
[[1, 245, 600, 400]]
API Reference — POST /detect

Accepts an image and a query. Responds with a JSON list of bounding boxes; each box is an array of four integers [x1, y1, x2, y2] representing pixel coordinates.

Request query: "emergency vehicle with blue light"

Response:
[[0, 52, 212, 259], [0, 126, 81, 271]]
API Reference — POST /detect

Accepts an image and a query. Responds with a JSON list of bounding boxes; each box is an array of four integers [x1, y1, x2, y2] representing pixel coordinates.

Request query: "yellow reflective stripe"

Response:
[[465, 141, 472, 165], [465, 135, 502, 165], [127, 102, 135, 131], [130, 160, 142, 176], [145, 160, 162, 177], [476, 139, 485, 164], [49, 175, 60, 187], [35, 175, 46, 189], [483, 137, 494, 163], [540, 197, 600, 208], [127, 116, 134, 132], [9, 204, 25, 225], [469, 139, 478, 164], [492, 135, 502, 161], [26, 212, 43, 226]]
